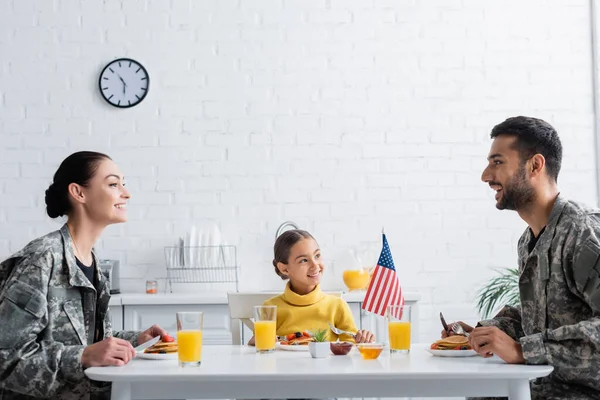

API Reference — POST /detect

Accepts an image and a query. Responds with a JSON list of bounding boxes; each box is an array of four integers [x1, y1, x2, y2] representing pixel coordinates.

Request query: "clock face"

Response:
[[98, 58, 149, 108]]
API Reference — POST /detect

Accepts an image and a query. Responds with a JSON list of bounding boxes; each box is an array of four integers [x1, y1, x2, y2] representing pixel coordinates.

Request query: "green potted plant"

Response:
[[476, 268, 520, 319], [308, 328, 329, 358]]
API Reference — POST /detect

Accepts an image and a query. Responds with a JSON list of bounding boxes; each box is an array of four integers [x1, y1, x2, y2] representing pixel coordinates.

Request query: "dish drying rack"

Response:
[[163, 245, 239, 293]]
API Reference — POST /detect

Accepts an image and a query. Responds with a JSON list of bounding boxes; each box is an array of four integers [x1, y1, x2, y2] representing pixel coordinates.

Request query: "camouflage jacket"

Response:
[[0, 224, 139, 400], [480, 195, 600, 397]]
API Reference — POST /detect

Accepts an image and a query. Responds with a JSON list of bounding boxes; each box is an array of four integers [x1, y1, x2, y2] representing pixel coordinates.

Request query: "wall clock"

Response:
[[98, 58, 149, 108]]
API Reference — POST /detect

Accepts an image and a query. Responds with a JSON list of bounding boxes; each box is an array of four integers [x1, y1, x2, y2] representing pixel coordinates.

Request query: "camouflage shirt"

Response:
[[0, 224, 139, 400], [480, 195, 600, 399]]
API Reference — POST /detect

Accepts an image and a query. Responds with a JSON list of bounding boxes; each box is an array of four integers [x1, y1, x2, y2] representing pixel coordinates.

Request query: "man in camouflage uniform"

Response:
[[452, 116, 600, 399], [0, 225, 164, 399]]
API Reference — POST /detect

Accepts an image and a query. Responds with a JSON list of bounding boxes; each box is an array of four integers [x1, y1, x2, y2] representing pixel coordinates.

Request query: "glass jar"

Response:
[[146, 280, 158, 294]]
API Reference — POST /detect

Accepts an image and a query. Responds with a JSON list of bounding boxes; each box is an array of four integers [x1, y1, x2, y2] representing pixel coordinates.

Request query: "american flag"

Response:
[[361, 233, 404, 317]]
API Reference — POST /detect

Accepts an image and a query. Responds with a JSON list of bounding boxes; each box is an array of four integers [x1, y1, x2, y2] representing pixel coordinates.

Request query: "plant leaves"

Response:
[[476, 268, 520, 319]]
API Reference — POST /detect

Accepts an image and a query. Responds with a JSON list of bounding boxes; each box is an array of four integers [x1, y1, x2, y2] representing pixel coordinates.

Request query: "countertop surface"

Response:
[[109, 291, 421, 306]]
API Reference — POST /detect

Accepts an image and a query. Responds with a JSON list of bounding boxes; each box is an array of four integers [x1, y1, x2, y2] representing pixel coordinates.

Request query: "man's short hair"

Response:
[[490, 116, 563, 182]]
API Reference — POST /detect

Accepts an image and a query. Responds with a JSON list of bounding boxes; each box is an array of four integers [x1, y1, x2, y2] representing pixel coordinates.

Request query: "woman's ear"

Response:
[[67, 183, 85, 205], [276, 261, 289, 277]]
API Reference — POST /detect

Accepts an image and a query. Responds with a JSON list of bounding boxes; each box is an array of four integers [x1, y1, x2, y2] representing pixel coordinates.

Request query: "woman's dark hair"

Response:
[[490, 116, 563, 182], [273, 229, 315, 280], [45, 151, 111, 218]]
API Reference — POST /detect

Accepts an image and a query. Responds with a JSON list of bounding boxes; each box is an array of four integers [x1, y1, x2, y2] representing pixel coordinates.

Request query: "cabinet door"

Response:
[[348, 302, 362, 330], [124, 304, 231, 345], [348, 300, 419, 343], [109, 305, 123, 332]]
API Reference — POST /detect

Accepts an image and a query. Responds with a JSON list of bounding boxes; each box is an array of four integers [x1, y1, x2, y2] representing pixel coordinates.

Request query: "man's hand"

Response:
[[81, 337, 136, 367], [137, 324, 169, 345], [441, 321, 474, 338], [468, 326, 525, 364], [355, 329, 375, 343]]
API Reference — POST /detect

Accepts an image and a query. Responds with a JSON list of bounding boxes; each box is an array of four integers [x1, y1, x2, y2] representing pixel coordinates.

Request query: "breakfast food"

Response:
[[144, 340, 178, 354], [430, 335, 472, 350], [278, 331, 314, 346]]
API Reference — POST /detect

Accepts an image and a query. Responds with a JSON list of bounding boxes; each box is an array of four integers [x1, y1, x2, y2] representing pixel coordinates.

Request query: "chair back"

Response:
[[227, 291, 343, 345]]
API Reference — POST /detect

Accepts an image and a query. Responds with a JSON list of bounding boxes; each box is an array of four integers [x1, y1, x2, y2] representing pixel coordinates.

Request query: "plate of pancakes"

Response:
[[136, 340, 178, 360], [276, 332, 314, 351], [427, 335, 478, 357]]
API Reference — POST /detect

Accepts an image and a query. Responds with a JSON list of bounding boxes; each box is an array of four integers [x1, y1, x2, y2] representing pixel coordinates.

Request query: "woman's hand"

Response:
[[81, 337, 136, 367], [354, 329, 375, 343]]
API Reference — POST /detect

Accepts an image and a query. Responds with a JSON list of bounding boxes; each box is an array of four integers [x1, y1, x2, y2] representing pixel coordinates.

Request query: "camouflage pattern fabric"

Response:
[[476, 195, 600, 399], [0, 224, 139, 399]]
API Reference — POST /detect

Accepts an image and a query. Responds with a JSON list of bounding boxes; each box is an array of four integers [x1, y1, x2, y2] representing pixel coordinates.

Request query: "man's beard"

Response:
[[496, 165, 535, 211]]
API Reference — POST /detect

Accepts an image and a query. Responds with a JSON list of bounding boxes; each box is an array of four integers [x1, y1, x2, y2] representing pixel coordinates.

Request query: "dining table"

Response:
[[85, 344, 553, 400]]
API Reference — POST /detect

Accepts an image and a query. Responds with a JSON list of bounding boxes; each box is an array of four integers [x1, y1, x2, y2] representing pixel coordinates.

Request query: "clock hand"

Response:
[[117, 74, 127, 94]]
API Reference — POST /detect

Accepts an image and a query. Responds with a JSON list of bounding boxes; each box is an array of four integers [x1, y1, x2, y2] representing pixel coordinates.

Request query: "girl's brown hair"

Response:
[[272, 229, 315, 280]]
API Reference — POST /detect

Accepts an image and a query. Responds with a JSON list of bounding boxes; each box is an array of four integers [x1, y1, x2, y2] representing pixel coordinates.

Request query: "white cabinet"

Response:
[[110, 305, 123, 332], [348, 299, 420, 344], [124, 304, 231, 345], [117, 293, 420, 345]]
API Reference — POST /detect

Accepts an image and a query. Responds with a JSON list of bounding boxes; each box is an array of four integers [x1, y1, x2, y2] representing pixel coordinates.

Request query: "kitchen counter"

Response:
[[109, 291, 421, 306]]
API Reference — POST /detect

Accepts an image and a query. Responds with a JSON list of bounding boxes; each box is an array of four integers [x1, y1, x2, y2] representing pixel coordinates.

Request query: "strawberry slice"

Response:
[[162, 334, 175, 343]]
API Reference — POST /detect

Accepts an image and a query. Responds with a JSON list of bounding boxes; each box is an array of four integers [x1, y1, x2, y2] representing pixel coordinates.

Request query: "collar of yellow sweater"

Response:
[[283, 282, 325, 306]]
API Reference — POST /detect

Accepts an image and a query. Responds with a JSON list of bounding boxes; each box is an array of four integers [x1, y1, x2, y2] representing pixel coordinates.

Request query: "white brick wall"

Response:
[[0, 0, 597, 347]]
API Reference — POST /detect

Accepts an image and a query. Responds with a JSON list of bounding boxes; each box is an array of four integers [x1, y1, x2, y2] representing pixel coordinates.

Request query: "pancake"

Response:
[[431, 335, 471, 350], [278, 331, 314, 346], [144, 341, 178, 354]]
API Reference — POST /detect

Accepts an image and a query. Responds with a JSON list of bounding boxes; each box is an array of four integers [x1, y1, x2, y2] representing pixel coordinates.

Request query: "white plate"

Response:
[[426, 348, 478, 357], [136, 352, 178, 360], [276, 342, 309, 352]]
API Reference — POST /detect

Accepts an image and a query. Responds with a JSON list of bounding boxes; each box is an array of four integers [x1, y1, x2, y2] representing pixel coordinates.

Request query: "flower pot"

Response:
[[308, 342, 330, 358]]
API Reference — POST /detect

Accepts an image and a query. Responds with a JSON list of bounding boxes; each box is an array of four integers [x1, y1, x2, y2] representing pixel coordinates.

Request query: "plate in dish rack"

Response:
[[426, 348, 478, 357], [276, 342, 309, 352]]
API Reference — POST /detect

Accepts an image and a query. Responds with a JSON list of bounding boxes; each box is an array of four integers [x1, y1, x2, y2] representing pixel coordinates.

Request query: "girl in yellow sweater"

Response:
[[249, 229, 374, 345]]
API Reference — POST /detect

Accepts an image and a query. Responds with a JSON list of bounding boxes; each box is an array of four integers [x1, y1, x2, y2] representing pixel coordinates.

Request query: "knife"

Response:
[[134, 336, 161, 353], [439, 312, 450, 334]]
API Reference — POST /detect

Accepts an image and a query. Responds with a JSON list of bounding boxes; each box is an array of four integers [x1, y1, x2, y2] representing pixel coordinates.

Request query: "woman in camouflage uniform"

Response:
[[0, 151, 167, 400]]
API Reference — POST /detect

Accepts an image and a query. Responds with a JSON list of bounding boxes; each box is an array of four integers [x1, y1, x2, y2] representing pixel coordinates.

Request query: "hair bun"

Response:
[[45, 183, 67, 218]]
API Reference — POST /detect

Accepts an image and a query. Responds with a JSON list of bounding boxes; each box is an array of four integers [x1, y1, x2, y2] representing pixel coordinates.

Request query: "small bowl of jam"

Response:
[[330, 341, 354, 355]]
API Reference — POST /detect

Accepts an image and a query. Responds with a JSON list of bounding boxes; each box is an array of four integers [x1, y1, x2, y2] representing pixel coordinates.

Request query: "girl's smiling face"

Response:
[[276, 238, 324, 294]]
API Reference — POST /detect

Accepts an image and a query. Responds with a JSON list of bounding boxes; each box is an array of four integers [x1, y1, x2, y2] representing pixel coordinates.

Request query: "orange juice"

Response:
[[254, 320, 276, 351], [343, 269, 370, 291], [177, 330, 203, 363], [388, 321, 411, 351]]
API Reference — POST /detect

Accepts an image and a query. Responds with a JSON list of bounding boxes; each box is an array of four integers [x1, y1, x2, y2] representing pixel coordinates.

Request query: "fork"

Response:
[[328, 322, 356, 338], [451, 323, 470, 337]]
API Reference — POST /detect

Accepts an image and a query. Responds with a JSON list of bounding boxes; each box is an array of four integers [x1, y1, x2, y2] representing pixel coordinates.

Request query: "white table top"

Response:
[[87, 344, 552, 381]]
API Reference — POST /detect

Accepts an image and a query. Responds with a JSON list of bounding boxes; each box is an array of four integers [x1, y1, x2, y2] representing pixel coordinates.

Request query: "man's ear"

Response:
[[277, 261, 289, 277], [67, 183, 86, 205], [529, 154, 546, 177]]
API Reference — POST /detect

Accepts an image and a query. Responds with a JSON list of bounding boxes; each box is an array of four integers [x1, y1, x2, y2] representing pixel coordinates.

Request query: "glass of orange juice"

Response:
[[387, 304, 411, 354], [176, 311, 203, 367], [254, 305, 276, 353]]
